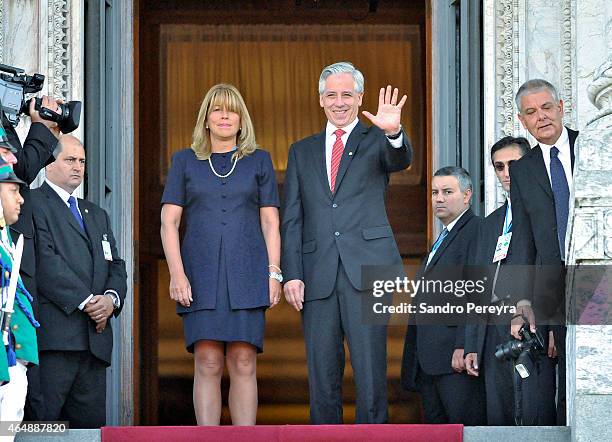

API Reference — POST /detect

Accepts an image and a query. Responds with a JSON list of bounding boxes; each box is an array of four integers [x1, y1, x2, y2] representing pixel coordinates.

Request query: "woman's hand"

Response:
[[170, 272, 193, 307], [269, 278, 282, 308]]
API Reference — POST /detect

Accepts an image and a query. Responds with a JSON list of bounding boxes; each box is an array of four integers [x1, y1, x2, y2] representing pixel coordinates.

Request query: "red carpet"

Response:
[[102, 424, 462, 441]]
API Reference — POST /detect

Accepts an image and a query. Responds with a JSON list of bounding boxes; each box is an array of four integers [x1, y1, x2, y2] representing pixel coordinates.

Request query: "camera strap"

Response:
[[513, 361, 524, 425]]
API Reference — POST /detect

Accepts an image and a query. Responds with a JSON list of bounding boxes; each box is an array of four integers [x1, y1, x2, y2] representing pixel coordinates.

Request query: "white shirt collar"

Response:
[[325, 118, 359, 139], [45, 179, 76, 206], [539, 126, 569, 152], [444, 207, 470, 232]]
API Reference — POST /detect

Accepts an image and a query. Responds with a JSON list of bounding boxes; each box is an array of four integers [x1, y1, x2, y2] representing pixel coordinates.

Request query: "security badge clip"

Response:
[[101, 234, 113, 261]]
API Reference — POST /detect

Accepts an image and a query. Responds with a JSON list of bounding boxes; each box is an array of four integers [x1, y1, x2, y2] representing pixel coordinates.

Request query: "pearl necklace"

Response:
[[208, 153, 238, 178]]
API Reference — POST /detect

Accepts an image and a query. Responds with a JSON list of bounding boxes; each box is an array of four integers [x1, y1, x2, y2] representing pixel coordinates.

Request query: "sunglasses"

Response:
[[493, 160, 516, 172]]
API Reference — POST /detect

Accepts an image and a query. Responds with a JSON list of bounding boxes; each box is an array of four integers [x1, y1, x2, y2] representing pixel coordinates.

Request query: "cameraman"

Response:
[[1, 95, 61, 421]]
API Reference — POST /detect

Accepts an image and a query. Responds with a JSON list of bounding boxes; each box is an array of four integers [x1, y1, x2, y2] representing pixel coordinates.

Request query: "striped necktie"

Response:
[[330, 128, 345, 192]]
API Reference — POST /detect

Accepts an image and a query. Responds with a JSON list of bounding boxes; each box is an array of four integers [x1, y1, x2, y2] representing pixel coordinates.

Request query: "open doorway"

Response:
[[138, 0, 429, 425]]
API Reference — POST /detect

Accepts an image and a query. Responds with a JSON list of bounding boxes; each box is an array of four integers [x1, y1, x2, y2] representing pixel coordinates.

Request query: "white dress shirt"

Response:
[[538, 126, 573, 189], [45, 179, 83, 218], [444, 207, 469, 233], [324, 119, 404, 188]]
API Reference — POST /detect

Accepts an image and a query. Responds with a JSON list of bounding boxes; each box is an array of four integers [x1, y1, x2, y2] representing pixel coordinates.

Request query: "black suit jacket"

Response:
[[281, 121, 412, 299], [464, 202, 515, 364], [401, 208, 481, 390], [464, 204, 555, 366], [507, 127, 578, 320], [2, 115, 58, 296], [31, 182, 127, 366]]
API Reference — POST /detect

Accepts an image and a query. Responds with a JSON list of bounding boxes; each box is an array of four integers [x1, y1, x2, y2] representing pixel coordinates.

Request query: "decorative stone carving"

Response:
[[496, 0, 519, 139], [571, 56, 612, 207], [561, 0, 576, 127], [49, 0, 71, 100], [571, 209, 612, 260]]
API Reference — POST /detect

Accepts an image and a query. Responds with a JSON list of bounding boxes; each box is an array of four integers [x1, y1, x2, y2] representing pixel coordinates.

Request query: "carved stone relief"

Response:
[[572, 209, 612, 260], [496, 0, 520, 139], [49, 0, 71, 101], [561, 0, 576, 126]]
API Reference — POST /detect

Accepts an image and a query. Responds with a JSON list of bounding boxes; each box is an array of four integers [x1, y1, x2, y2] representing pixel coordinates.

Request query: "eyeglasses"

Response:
[[493, 160, 516, 172]]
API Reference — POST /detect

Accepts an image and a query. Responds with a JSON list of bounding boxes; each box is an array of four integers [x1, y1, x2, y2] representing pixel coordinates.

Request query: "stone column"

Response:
[[566, 5, 612, 441]]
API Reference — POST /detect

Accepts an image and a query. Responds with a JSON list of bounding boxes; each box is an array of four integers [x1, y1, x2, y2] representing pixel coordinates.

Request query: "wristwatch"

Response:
[[269, 271, 283, 283], [386, 125, 403, 140], [105, 290, 120, 309]]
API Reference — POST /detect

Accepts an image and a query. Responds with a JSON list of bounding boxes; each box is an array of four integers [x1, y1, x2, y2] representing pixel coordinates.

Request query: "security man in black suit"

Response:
[[465, 136, 556, 425], [31, 135, 127, 428], [506, 79, 578, 425], [401, 166, 485, 425], [1, 96, 60, 420]]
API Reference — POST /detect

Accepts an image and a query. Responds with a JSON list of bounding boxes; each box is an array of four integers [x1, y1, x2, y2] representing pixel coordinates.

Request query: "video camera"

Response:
[[494, 321, 545, 378], [0, 63, 81, 133]]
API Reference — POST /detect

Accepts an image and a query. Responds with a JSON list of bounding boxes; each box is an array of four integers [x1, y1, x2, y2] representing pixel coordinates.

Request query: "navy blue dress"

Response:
[[161, 148, 280, 353]]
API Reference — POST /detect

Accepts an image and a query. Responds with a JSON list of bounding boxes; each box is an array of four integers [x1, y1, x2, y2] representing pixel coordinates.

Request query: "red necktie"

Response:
[[330, 129, 345, 192]]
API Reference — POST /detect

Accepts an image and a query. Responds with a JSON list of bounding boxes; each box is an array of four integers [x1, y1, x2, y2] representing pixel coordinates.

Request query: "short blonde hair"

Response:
[[191, 84, 257, 160]]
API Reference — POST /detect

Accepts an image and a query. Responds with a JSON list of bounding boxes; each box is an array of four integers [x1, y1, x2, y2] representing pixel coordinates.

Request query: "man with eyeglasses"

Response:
[[464, 136, 557, 425], [30, 135, 126, 427]]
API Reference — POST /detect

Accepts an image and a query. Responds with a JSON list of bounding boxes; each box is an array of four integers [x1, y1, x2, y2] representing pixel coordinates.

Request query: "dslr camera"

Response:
[[494, 321, 545, 378], [0, 63, 81, 133]]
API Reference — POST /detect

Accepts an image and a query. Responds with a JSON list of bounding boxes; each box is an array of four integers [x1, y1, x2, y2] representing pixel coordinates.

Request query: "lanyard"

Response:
[[503, 204, 512, 235]]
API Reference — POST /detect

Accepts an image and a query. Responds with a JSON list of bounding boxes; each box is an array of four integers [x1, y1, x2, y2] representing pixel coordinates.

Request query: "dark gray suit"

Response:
[[281, 120, 411, 423], [32, 182, 127, 427]]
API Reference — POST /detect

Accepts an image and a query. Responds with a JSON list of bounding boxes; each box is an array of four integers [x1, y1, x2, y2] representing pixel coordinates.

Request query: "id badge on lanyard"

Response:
[[493, 205, 512, 263]]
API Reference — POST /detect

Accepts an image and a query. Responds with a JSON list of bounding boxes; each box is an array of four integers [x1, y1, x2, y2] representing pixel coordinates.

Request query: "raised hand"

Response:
[[362, 85, 407, 135]]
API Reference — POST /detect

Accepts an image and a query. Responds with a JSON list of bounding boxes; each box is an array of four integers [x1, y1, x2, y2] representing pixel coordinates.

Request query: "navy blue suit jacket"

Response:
[[162, 149, 279, 312]]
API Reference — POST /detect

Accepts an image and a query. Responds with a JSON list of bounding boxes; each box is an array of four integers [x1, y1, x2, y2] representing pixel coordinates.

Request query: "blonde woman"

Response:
[[161, 84, 281, 425]]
